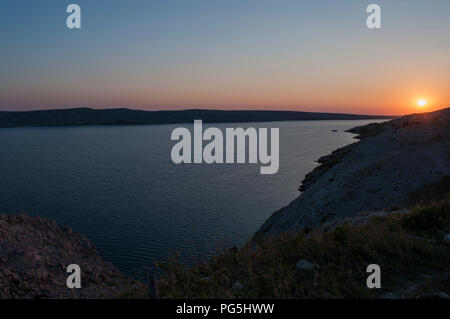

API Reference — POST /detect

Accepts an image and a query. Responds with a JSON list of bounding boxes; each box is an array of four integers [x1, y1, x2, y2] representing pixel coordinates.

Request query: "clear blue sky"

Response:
[[1, 0, 449, 115]]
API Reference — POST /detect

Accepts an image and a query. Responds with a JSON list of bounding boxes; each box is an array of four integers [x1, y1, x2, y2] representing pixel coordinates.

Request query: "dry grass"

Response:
[[157, 197, 450, 299]]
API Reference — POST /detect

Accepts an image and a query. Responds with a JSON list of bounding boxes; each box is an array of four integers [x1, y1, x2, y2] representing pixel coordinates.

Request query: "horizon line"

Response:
[[0, 106, 404, 117]]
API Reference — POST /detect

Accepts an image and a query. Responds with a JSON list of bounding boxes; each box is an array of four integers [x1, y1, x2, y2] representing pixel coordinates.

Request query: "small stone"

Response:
[[295, 259, 314, 271], [323, 291, 337, 299], [201, 277, 210, 281], [12, 272, 21, 282], [444, 234, 450, 244], [437, 292, 450, 299], [36, 268, 48, 280], [232, 281, 243, 291], [3, 268, 13, 276]]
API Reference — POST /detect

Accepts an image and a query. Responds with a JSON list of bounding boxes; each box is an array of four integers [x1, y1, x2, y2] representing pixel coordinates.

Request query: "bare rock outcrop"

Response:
[[0, 213, 147, 299], [257, 107, 450, 236]]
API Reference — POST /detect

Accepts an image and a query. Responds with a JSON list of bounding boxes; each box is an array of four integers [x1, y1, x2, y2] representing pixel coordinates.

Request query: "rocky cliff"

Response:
[[0, 213, 147, 299], [257, 107, 450, 236]]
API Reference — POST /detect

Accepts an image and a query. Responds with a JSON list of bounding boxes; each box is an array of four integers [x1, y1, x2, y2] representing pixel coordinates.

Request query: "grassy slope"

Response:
[[158, 195, 449, 298]]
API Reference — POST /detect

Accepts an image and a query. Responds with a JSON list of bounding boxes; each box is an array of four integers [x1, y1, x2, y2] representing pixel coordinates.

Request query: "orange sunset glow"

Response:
[[1, 1, 449, 116]]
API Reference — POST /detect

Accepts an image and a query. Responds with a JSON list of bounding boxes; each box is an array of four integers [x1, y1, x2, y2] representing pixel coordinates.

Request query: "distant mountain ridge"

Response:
[[0, 108, 393, 128]]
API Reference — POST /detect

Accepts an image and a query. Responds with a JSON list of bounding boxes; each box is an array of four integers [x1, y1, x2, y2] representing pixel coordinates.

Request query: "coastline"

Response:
[[1, 108, 448, 298], [256, 107, 450, 236]]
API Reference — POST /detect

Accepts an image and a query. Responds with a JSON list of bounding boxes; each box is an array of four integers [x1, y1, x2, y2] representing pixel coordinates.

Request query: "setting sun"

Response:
[[417, 99, 427, 107]]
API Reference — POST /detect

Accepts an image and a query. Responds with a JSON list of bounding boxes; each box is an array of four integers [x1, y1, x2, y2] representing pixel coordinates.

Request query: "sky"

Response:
[[0, 0, 449, 115]]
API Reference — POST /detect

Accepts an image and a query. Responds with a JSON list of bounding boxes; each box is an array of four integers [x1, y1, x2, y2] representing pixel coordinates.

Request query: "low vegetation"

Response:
[[157, 196, 450, 298]]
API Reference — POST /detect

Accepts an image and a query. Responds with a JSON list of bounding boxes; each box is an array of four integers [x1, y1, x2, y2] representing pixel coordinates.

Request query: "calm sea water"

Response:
[[0, 120, 384, 279]]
